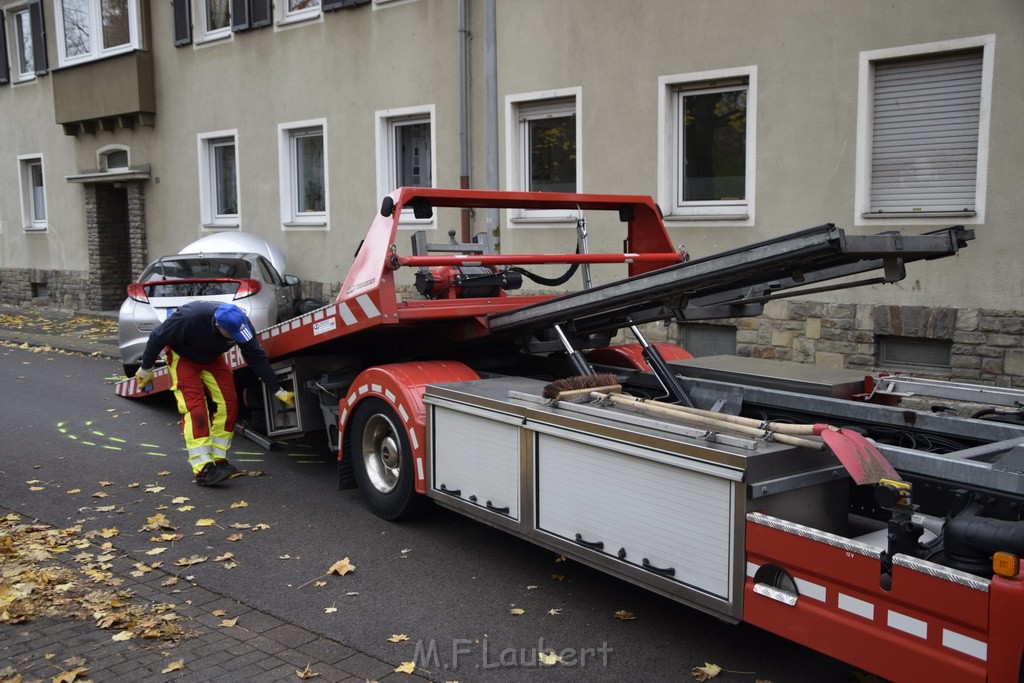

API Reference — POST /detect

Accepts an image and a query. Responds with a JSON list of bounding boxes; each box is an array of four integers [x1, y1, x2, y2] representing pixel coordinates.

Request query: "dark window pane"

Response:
[[207, 0, 230, 29], [62, 0, 91, 57], [528, 115, 576, 193], [682, 89, 746, 201], [395, 121, 431, 188], [295, 132, 325, 213], [101, 0, 130, 48], [213, 141, 237, 215]]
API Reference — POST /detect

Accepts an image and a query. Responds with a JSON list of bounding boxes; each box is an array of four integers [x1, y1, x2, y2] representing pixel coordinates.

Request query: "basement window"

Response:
[[877, 336, 951, 372]]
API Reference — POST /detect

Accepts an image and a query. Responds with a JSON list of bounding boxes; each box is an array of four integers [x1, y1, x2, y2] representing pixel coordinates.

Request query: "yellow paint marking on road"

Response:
[[108, 437, 126, 443], [146, 452, 168, 457], [102, 445, 122, 451]]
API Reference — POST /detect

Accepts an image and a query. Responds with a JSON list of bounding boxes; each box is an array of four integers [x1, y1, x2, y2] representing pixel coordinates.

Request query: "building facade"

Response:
[[1, 0, 1022, 383]]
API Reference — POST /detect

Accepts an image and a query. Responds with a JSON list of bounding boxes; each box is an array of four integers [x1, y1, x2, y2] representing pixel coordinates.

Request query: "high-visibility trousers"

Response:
[[167, 350, 238, 474]]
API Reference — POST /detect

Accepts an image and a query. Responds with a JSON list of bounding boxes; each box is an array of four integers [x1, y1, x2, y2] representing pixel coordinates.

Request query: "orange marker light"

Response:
[[992, 551, 1019, 578]]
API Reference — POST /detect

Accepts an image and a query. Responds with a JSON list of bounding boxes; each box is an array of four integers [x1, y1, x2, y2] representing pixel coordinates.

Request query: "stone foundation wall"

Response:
[[0, 268, 91, 310], [672, 300, 1024, 388]]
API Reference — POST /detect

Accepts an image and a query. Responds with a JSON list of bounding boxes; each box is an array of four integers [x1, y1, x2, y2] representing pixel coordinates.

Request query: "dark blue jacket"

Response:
[[141, 301, 281, 392]]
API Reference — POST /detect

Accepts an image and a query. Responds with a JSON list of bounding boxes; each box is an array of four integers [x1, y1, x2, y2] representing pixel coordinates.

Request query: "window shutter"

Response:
[[250, 0, 272, 27], [870, 49, 983, 214], [172, 0, 192, 46], [0, 13, 9, 85], [232, 0, 251, 30], [28, 0, 48, 75], [324, 0, 370, 11]]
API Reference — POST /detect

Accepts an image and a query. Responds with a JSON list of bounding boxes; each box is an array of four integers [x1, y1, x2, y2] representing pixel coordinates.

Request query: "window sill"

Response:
[[24, 226, 48, 233], [276, 11, 323, 28], [202, 222, 240, 230], [283, 220, 328, 230], [861, 211, 976, 219], [663, 213, 750, 222], [195, 32, 232, 47]]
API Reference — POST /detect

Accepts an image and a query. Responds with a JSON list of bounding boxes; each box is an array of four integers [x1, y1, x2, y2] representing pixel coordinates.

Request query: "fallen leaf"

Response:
[[156, 471, 171, 476], [295, 663, 320, 679], [555, 555, 567, 563], [388, 634, 410, 643], [145, 547, 167, 556], [278, 554, 292, 560], [95, 505, 117, 512], [66, 488, 81, 494], [324, 607, 337, 614], [52, 666, 89, 682], [99, 528, 119, 538], [394, 662, 416, 674], [614, 609, 637, 620], [214, 552, 234, 562], [510, 608, 525, 615], [174, 555, 208, 567], [550, 574, 566, 581], [252, 523, 271, 530], [314, 581, 326, 588], [226, 533, 244, 542], [177, 505, 195, 512], [692, 663, 722, 681], [548, 608, 562, 615], [162, 659, 185, 674], [170, 496, 190, 504], [328, 558, 355, 576], [229, 522, 251, 529], [144, 485, 165, 493], [220, 617, 238, 628], [112, 630, 133, 641], [230, 500, 249, 509], [98, 481, 113, 487], [195, 518, 216, 527], [538, 651, 562, 666], [91, 492, 107, 498], [30, 486, 45, 491]]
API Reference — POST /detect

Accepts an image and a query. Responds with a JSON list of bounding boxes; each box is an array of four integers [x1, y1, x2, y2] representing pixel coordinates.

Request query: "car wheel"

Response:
[[293, 298, 326, 317], [123, 363, 140, 378], [348, 398, 430, 520]]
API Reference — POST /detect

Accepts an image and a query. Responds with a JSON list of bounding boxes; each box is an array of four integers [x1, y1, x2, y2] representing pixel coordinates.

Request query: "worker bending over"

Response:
[[135, 301, 294, 486]]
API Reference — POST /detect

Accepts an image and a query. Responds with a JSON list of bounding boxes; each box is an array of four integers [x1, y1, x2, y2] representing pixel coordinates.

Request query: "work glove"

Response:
[[135, 367, 155, 391], [275, 389, 296, 409]]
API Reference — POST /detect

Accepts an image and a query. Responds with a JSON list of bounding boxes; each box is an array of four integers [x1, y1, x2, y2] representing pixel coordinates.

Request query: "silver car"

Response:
[[118, 233, 315, 376]]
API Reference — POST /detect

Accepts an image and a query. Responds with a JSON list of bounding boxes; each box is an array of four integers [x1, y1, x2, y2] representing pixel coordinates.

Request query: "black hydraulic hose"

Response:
[[508, 263, 579, 287], [944, 502, 1024, 575]]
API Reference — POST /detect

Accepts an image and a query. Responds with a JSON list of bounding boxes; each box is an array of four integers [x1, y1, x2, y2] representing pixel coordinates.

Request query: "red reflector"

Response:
[[126, 283, 149, 303], [233, 279, 261, 300]]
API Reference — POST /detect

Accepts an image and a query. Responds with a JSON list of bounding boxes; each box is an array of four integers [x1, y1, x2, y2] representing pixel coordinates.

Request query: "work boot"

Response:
[[215, 459, 239, 477], [194, 462, 230, 487]]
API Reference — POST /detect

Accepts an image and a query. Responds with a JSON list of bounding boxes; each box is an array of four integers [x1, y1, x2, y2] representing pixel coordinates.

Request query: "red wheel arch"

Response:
[[338, 361, 479, 493]]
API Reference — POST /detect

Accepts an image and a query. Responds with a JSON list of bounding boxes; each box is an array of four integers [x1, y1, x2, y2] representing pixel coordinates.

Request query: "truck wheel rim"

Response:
[[361, 413, 401, 494]]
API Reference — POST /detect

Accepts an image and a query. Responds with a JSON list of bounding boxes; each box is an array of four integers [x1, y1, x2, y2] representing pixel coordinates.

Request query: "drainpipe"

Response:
[[484, 0, 499, 245], [458, 0, 471, 242]]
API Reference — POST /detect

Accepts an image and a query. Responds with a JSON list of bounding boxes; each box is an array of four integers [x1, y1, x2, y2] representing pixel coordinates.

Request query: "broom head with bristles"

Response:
[[542, 373, 622, 400]]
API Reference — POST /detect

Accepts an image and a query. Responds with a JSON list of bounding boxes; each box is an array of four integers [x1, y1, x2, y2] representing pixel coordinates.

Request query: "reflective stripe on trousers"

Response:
[[167, 350, 239, 474]]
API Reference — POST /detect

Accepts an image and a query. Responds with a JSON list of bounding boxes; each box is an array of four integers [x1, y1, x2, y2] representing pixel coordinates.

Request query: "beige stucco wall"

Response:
[[1, 0, 1021, 313]]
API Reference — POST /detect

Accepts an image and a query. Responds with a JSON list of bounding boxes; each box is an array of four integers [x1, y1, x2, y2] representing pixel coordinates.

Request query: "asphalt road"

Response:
[[0, 344, 858, 682]]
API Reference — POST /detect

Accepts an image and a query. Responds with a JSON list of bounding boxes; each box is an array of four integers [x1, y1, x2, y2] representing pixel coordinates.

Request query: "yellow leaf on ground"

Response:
[[145, 547, 167, 556], [295, 663, 321, 679], [324, 607, 337, 614], [161, 659, 185, 674], [220, 617, 238, 627], [538, 651, 563, 666], [510, 608, 525, 615], [195, 518, 216, 527], [387, 634, 409, 643], [92, 492, 108, 498], [170, 496, 189, 504], [29, 486, 45, 491], [111, 631, 133, 641], [214, 552, 234, 562], [230, 500, 249, 508], [52, 666, 89, 683], [99, 528, 119, 538], [328, 558, 355, 576], [394, 662, 416, 674], [226, 533, 244, 542], [692, 663, 723, 681], [66, 489, 81, 494], [614, 610, 637, 620], [144, 485, 165, 493]]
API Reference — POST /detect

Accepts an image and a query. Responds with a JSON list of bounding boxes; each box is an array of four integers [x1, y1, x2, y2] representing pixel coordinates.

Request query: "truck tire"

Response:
[[349, 398, 429, 520]]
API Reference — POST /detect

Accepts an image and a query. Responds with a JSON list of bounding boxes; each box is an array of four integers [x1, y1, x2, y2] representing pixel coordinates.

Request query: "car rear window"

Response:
[[141, 258, 252, 281], [145, 281, 242, 298]]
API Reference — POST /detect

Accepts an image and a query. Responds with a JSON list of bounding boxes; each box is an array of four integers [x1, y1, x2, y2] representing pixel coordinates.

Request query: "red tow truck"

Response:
[[117, 187, 1023, 682]]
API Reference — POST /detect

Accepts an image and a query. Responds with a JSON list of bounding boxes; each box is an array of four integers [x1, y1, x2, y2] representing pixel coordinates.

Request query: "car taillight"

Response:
[[127, 283, 149, 303], [233, 279, 261, 300]]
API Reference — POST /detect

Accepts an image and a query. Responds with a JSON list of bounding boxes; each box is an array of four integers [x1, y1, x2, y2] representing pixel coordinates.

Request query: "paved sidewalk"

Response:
[[0, 306, 428, 682], [0, 509, 425, 683]]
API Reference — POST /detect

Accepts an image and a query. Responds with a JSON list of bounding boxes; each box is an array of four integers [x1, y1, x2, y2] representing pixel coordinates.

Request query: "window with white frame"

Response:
[[278, 120, 328, 229], [856, 36, 993, 223], [659, 67, 756, 222], [56, 0, 140, 66], [18, 155, 47, 230], [283, 0, 319, 22], [505, 89, 580, 222], [375, 105, 435, 223], [13, 8, 34, 77], [202, 0, 230, 39], [198, 132, 239, 228]]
